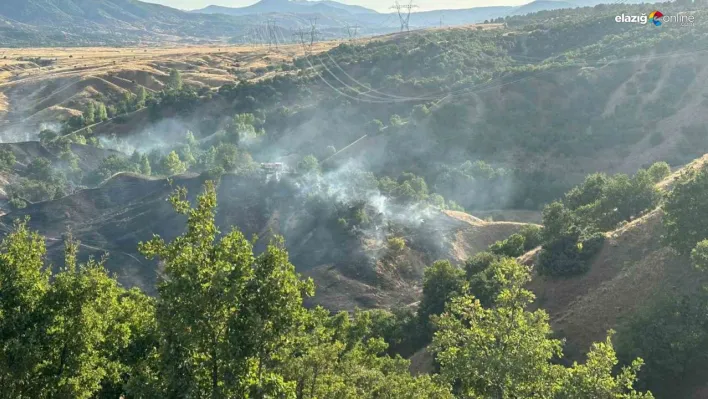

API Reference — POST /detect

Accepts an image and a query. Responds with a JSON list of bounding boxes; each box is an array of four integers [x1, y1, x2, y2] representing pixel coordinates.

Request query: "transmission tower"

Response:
[[391, 0, 417, 32], [345, 23, 360, 41], [267, 19, 279, 49], [293, 28, 310, 53], [309, 17, 320, 47]]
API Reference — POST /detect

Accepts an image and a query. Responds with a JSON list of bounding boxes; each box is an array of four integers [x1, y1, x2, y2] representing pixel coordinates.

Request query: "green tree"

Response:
[[0, 223, 152, 398], [96, 102, 108, 122], [136, 87, 148, 108], [489, 233, 526, 257], [664, 164, 708, 254], [0, 220, 50, 397], [83, 101, 96, 125], [279, 307, 452, 399], [433, 257, 653, 398], [161, 151, 187, 176], [26, 157, 54, 182], [432, 258, 564, 398], [0, 147, 15, 171], [297, 155, 321, 175], [418, 260, 465, 338], [139, 154, 151, 176], [167, 68, 183, 91], [647, 161, 670, 183], [133, 182, 314, 397], [38, 129, 58, 145]]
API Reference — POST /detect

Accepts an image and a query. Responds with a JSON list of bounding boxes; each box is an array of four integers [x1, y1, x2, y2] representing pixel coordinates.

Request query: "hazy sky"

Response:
[[146, 0, 528, 12]]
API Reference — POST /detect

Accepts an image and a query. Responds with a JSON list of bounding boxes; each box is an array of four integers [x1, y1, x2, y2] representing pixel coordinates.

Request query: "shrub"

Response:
[[537, 232, 604, 277], [387, 237, 406, 252]]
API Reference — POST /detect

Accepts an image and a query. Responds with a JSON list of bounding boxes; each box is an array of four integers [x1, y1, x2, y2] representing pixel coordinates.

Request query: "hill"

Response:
[[0, 171, 530, 309], [0, 0, 272, 46], [195, 0, 377, 16]]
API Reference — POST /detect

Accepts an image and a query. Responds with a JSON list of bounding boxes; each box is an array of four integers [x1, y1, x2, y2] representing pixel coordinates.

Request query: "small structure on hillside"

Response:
[[260, 162, 287, 182]]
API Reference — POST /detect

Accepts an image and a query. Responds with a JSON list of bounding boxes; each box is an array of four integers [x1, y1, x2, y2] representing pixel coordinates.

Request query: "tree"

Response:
[[83, 101, 96, 125], [86, 154, 138, 185], [432, 258, 564, 398], [418, 260, 465, 338], [0, 220, 50, 397], [136, 87, 148, 108], [38, 129, 58, 145], [96, 102, 108, 122], [167, 68, 183, 91], [489, 233, 526, 257], [278, 307, 453, 399], [432, 257, 653, 398], [664, 165, 708, 254], [161, 151, 187, 176], [133, 182, 314, 397], [562, 333, 652, 399], [647, 162, 670, 183], [297, 155, 321, 175], [26, 157, 54, 182], [0, 223, 153, 398], [0, 147, 15, 171], [214, 143, 237, 170], [139, 154, 151, 176]]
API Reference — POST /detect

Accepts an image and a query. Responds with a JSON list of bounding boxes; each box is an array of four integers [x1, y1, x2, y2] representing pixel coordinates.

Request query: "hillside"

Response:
[[195, 0, 377, 16], [0, 43, 336, 141], [0, 171, 529, 309], [0, 0, 277, 46]]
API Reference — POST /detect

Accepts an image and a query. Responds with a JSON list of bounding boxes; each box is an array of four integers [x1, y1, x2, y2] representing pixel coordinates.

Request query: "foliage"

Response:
[[664, 164, 708, 254], [297, 155, 321, 175], [417, 260, 466, 338], [134, 182, 314, 397], [691, 239, 708, 272], [387, 236, 406, 253], [85, 154, 138, 185], [489, 233, 526, 258], [648, 162, 671, 183], [0, 147, 16, 171], [432, 257, 653, 399], [617, 293, 708, 397], [167, 68, 183, 91], [160, 151, 187, 176], [0, 222, 154, 398]]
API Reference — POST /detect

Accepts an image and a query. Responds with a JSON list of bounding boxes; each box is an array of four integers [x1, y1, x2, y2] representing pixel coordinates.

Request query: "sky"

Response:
[[145, 0, 529, 13]]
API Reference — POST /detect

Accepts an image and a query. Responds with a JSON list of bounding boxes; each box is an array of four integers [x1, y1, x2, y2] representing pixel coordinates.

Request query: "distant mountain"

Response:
[[405, 6, 513, 27], [0, 0, 276, 46], [510, 0, 578, 16], [194, 0, 377, 17]]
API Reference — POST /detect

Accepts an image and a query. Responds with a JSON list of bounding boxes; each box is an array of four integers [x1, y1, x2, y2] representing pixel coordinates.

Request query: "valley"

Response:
[[2, 1, 708, 398]]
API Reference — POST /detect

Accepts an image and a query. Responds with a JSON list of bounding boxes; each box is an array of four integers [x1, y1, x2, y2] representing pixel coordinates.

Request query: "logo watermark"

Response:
[[615, 10, 695, 27]]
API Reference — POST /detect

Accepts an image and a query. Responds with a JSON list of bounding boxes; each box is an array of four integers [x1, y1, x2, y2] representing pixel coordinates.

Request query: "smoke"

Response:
[[98, 117, 199, 156]]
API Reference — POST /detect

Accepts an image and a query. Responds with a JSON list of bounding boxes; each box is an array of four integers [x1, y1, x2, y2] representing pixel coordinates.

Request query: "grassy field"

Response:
[[0, 42, 339, 131]]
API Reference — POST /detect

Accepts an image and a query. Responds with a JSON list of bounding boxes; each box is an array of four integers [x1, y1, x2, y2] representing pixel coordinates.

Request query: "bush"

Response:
[[519, 225, 543, 250], [647, 161, 670, 183], [537, 232, 604, 277], [489, 233, 526, 258], [0, 148, 16, 171], [8, 197, 27, 210], [387, 237, 406, 252]]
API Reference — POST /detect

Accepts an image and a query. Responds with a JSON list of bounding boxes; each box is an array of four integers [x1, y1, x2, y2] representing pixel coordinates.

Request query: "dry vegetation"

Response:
[[0, 42, 338, 132]]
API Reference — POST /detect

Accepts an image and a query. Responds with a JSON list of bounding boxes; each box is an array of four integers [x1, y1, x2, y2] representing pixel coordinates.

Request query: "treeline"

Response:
[[614, 161, 708, 397], [536, 162, 669, 276], [0, 181, 654, 398]]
